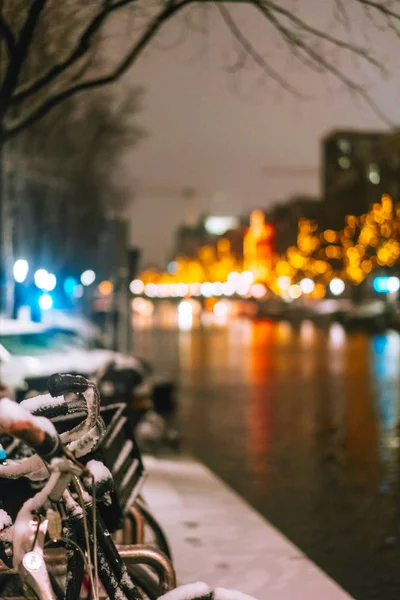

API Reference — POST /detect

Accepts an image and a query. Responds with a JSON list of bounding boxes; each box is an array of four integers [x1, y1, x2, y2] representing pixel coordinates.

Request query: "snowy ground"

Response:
[[143, 455, 354, 600]]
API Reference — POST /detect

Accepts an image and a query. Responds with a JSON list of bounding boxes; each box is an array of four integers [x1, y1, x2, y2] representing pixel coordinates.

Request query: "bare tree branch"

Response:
[[252, 0, 393, 125], [0, 13, 16, 57], [0, 0, 47, 112], [333, 0, 352, 31], [217, 3, 308, 99], [3, 0, 194, 139], [354, 0, 400, 21], [258, 0, 388, 75], [11, 0, 135, 104]]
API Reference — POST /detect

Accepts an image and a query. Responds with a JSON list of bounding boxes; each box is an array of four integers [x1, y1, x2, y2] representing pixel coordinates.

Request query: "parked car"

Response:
[[0, 317, 151, 401]]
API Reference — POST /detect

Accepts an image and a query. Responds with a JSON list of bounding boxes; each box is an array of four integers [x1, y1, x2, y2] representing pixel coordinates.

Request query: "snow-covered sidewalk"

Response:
[[142, 455, 354, 600]]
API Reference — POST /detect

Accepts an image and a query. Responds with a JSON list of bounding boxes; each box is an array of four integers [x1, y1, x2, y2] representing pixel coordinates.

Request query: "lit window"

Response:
[[367, 163, 380, 185], [338, 156, 351, 169], [337, 139, 351, 154]]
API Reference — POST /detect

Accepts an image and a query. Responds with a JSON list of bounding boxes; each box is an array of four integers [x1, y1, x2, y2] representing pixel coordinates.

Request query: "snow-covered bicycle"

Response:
[[0, 373, 175, 600]]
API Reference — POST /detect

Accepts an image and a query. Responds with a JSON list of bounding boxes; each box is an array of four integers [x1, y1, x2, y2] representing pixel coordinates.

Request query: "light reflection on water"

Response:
[[133, 308, 400, 599]]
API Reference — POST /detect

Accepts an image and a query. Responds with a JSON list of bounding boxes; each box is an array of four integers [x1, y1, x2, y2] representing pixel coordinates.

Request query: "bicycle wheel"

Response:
[[128, 564, 163, 600], [135, 499, 172, 561]]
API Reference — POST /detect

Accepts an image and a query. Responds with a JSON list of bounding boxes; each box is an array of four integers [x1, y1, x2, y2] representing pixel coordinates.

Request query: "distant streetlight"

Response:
[[13, 259, 29, 283], [288, 284, 302, 299], [81, 270, 96, 286], [39, 293, 53, 310], [329, 278, 345, 296], [46, 273, 57, 292], [300, 278, 315, 294], [277, 276, 291, 291], [129, 279, 144, 294], [388, 276, 400, 293], [34, 269, 49, 289]]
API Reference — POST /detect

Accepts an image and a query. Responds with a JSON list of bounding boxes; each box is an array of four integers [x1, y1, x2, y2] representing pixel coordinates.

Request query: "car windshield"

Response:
[[0, 328, 91, 356]]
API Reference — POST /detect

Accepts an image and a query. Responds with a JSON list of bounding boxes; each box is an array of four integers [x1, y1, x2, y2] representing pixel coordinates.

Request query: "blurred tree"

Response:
[[9, 87, 144, 277], [1, 0, 399, 311]]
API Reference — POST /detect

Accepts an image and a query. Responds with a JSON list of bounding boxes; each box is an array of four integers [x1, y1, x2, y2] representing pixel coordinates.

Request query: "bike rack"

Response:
[[1, 543, 176, 596], [116, 543, 177, 593]]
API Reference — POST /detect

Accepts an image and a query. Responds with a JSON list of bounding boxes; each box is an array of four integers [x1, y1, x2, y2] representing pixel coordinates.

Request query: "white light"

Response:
[[157, 284, 169, 297], [129, 279, 145, 294], [201, 282, 214, 297], [338, 156, 351, 169], [288, 284, 302, 299], [144, 283, 157, 298], [178, 301, 193, 316], [213, 282, 223, 296], [213, 301, 229, 318], [132, 297, 153, 316], [73, 284, 84, 298], [235, 282, 250, 297], [300, 278, 315, 294], [240, 271, 255, 285], [222, 281, 235, 296], [204, 216, 239, 236], [329, 278, 345, 296], [277, 276, 291, 291], [46, 273, 57, 292], [250, 283, 267, 298], [34, 269, 49, 289], [13, 259, 29, 283], [177, 283, 189, 297], [387, 276, 400, 293], [367, 163, 380, 185], [368, 171, 380, 185], [189, 283, 201, 296], [81, 269, 96, 286], [227, 271, 240, 283], [39, 294, 53, 310], [23, 552, 43, 571]]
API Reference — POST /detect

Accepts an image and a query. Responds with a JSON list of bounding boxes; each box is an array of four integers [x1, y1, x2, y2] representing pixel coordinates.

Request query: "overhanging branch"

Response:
[[0, 14, 16, 57], [217, 3, 308, 98], [12, 0, 135, 105], [252, 0, 393, 125], [4, 0, 194, 139]]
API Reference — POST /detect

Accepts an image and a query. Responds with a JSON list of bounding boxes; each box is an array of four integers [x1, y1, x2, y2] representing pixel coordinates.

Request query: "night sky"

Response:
[[120, 2, 400, 267]]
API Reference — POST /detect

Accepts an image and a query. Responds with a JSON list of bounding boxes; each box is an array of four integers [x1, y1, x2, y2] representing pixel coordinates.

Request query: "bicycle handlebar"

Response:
[[0, 398, 62, 460], [48, 373, 89, 397], [20, 394, 68, 419]]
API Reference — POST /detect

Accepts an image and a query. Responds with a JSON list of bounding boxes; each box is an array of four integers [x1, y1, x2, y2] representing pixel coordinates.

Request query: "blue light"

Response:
[[167, 261, 178, 275], [373, 276, 391, 293], [64, 276, 78, 296], [39, 294, 53, 310]]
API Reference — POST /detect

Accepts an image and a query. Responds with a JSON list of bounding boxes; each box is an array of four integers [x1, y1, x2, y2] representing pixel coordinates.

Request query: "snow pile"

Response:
[[20, 394, 66, 417], [158, 582, 211, 600], [0, 509, 12, 531], [214, 589, 259, 600], [0, 398, 58, 439], [86, 459, 112, 484]]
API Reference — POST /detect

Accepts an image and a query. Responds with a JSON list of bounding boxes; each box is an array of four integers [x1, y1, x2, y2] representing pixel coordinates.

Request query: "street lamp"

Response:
[[46, 273, 57, 291], [81, 270, 96, 286], [300, 278, 315, 294], [34, 269, 49, 289], [329, 278, 345, 296], [13, 259, 29, 283], [39, 294, 53, 310]]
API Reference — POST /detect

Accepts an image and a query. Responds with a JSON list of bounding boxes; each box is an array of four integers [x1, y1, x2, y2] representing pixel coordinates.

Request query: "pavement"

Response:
[[142, 455, 355, 600]]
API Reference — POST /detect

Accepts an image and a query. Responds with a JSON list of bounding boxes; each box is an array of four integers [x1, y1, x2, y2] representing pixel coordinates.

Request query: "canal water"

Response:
[[134, 308, 400, 600]]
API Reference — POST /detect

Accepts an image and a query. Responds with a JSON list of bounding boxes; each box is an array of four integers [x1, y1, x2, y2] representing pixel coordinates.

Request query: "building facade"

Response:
[[322, 129, 400, 230]]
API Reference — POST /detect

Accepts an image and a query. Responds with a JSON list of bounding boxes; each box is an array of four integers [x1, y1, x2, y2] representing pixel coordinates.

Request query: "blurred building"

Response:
[[322, 129, 400, 229], [243, 210, 275, 280], [265, 195, 322, 253]]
